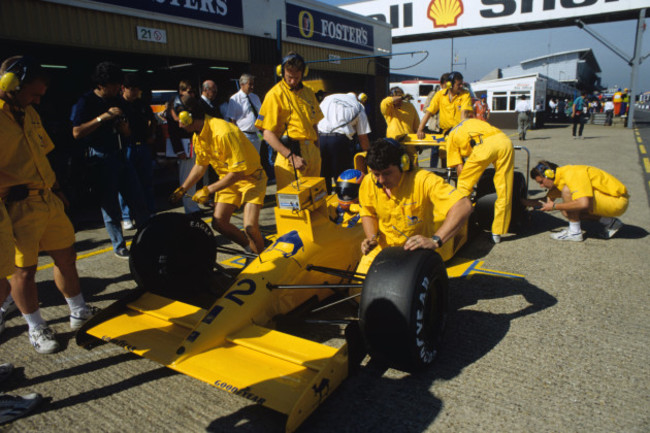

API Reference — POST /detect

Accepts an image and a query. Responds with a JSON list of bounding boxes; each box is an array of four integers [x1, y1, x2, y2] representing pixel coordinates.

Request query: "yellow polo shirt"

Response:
[[426, 89, 473, 131], [358, 168, 464, 247], [0, 100, 56, 194], [554, 165, 628, 200], [194, 116, 263, 176], [446, 118, 505, 167], [380, 96, 420, 139], [255, 80, 323, 142]]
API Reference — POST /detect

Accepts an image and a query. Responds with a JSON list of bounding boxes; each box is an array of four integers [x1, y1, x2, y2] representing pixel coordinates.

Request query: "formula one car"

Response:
[[77, 141, 528, 432]]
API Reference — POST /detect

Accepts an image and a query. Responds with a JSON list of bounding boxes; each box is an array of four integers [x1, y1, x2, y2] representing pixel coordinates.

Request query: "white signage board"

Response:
[[136, 26, 167, 44], [340, 0, 650, 41]]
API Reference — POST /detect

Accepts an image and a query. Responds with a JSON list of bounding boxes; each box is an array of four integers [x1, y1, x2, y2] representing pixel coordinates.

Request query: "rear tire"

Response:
[[474, 170, 528, 233], [359, 247, 448, 372]]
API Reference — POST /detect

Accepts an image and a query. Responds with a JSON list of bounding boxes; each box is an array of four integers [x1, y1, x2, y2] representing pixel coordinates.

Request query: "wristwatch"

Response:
[[431, 235, 442, 248]]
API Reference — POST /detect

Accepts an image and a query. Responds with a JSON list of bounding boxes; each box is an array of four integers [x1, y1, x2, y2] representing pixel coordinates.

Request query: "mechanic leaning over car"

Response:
[[356, 138, 473, 275], [0, 56, 95, 354], [523, 161, 628, 242], [254, 52, 323, 190], [169, 95, 268, 254], [446, 118, 515, 244]]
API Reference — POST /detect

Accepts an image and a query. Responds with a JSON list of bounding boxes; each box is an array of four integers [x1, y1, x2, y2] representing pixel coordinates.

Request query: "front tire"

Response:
[[359, 247, 449, 372]]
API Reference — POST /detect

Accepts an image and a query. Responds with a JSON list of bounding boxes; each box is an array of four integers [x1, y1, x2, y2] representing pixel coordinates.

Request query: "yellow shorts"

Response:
[[215, 169, 267, 207], [6, 190, 75, 268], [274, 141, 322, 191], [0, 201, 14, 278], [591, 190, 629, 218]]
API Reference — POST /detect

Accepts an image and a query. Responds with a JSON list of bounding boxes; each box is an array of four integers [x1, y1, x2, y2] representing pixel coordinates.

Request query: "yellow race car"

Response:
[[77, 141, 528, 432]]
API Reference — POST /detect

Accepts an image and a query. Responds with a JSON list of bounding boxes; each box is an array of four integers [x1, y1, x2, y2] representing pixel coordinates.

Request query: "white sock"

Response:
[[23, 310, 47, 332], [569, 221, 582, 234], [65, 293, 87, 316], [599, 217, 613, 225]]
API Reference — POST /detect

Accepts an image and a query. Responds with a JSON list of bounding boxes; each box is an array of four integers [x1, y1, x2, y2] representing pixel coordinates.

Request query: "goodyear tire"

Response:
[[129, 213, 216, 300], [359, 247, 448, 372], [474, 169, 528, 232]]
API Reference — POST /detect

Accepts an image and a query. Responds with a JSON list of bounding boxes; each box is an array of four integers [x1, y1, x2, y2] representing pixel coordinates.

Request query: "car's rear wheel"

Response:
[[359, 247, 448, 372], [474, 169, 528, 232]]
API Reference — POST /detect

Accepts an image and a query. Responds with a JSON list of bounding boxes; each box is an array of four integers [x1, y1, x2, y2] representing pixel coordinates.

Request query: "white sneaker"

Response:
[[1, 295, 17, 316], [70, 305, 99, 331], [29, 324, 59, 354], [121, 220, 134, 230], [550, 228, 584, 242], [601, 218, 623, 239], [491, 234, 502, 244]]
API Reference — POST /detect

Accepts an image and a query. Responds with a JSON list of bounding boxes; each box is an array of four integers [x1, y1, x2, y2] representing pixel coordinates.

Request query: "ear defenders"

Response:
[[178, 110, 193, 126], [276, 53, 309, 78], [535, 162, 555, 179], [385, 138, 411, 172], [0, 57, 30, 93], [446, 71, 463, 88]]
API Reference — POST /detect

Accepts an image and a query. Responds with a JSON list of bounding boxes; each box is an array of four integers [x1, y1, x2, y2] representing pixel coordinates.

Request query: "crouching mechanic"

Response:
[[169, 95, 268, 254], [526, 161, 628, 241], [356, 139, 473, 275], [446, 118, 514, 244]]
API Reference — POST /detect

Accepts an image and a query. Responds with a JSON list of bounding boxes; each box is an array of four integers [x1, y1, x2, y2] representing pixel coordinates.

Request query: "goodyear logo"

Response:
[[428, 0, 464, 28]]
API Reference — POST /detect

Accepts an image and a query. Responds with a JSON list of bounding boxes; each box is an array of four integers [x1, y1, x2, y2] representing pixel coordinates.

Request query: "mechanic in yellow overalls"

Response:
[[526, 161, 629, 242], [380, 87, 421, 162], [446, 118, 514, 244], [169, 95, 268, 254], [356, 139, 473, 276], [1, 55, 93, 354], [416, 71, 473, 137], [255, 52, 323, 190]]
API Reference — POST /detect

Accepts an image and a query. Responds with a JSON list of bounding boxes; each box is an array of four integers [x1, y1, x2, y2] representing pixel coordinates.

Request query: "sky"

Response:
[[319, 0, 650, 92]]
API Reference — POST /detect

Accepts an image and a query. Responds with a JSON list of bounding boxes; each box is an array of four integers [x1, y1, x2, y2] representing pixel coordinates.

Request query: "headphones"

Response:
[[276, 53, 309, 78], [535, 162, 555, 179], [446, 71, 463, 89], [0, 57, 33, 93], [178, 110, 193, 126], [385, 138, 411, 172]]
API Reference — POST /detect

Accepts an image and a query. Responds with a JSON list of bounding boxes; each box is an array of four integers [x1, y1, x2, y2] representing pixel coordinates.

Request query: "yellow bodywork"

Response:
[[84, 184, 365, 433], [82, 162, 521, 431]]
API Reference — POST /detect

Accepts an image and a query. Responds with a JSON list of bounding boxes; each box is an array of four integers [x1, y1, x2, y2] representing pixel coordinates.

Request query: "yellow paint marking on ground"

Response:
[[637, 136, 643, 144], [640, 144, 647, 154], [644, 157, 650, 173], [36, 241, 132, 271]]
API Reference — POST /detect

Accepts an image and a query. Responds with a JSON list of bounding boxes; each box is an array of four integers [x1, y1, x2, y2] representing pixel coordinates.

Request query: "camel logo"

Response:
[[268, 231, 304, 258], [427, 0, 464, 29]]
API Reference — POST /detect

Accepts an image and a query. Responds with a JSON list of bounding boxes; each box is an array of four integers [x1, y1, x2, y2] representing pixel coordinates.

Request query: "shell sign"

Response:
[[428, 0, 464, 28]]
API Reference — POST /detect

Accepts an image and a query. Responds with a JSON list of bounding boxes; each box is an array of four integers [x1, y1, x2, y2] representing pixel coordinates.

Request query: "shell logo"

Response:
[[427, 0, 464, 28]]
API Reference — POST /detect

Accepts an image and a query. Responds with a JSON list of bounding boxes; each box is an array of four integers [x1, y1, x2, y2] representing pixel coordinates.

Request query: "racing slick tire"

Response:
[[473, 169, 528, 233], [359, 247, 449, 372], [129, 213, 217, 301]]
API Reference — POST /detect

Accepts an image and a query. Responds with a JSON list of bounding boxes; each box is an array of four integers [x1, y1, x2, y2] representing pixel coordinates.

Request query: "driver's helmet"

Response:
[[335, 169, 364, 211]]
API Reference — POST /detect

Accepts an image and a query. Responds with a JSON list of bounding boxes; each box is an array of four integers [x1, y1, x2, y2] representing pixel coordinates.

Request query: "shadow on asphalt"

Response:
[[205, 275, 556, 433]]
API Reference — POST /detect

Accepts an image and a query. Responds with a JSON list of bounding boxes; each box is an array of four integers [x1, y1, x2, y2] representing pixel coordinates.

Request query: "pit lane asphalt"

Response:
[[2, 118, 649, 433]]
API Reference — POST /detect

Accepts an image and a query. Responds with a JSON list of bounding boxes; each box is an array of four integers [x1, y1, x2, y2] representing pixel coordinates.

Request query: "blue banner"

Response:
[[286, 3, 373, 52], [90, 0, 243, 28]]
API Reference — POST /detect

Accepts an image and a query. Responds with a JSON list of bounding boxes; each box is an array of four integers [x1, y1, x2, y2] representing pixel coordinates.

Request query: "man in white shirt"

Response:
[[604, 98, 614, 126], [515, 95, 531, 141], [318, 92, 371, 194], [226, 74, 262, 154]]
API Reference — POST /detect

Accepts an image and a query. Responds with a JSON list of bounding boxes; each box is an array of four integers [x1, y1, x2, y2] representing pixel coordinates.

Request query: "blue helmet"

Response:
[[335, 169, 364, 210]]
